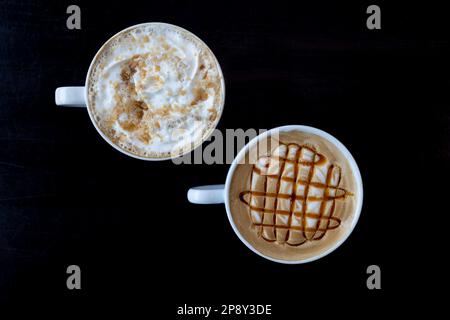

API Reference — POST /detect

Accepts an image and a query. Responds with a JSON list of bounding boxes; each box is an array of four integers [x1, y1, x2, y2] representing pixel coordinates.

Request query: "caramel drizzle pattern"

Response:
[[268, 150, 287, 242], [239, 143, 351, 246], [313, 164, 340, 240], [285, 147, 302, 244], [299, 147, 316, 244]]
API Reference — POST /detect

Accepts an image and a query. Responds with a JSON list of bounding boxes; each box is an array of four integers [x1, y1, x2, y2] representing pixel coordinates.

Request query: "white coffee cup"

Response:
[[55, 22, 225, 161], [187, 125, 363, 264]]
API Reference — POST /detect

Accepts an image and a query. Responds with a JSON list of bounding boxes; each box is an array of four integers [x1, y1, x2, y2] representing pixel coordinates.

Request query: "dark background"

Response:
[[0, 0, 448, 314]]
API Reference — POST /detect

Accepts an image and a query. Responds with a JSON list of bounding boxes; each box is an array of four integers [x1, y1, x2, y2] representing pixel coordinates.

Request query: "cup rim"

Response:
[[84, 22, 226, 161], [224, 125, 364, 264]]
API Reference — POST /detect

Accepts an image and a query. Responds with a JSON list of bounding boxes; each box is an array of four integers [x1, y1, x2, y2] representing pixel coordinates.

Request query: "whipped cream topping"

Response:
[[88, 24, 223, 158]]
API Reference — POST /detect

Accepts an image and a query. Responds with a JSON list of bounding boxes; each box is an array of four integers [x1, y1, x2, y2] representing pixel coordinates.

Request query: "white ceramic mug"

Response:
[[187, 125, 363, 264], [54, 22, 225, 161]]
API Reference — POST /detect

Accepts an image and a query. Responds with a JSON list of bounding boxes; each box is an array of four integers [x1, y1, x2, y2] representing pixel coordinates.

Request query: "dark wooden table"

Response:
[[0, 0, 447, 313]]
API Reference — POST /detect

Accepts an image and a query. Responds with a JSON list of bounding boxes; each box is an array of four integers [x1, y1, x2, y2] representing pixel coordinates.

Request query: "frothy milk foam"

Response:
[[87, 23, 224, 158], [229, 130, 358, 262]]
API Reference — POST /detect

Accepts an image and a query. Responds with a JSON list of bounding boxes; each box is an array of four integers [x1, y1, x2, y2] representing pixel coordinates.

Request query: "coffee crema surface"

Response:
[[88, 23, 224, 158], [229, 130, 357, 261]]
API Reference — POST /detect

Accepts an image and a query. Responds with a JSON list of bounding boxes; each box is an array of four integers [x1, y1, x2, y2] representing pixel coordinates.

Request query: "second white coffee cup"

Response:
[[188, 125, 363, 264]]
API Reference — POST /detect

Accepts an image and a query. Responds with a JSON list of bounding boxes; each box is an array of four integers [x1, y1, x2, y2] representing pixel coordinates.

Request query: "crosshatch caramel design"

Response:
[[239, 142, 353, 246]]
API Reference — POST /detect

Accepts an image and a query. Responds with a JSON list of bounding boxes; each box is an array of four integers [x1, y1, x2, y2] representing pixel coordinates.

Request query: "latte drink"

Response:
[[87, 23, 224, 159], [228, 130, 358, 261]]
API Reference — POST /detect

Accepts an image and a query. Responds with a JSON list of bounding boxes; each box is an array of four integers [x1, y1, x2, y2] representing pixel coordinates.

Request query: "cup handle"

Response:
[[187, 184, 225, 204], [55, 87, 86, 107]]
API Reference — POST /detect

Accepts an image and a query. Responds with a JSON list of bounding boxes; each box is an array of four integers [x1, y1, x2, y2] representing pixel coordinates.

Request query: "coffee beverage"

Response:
[[228, 130, 358, 261], [187, 126, 362, 263], [87, 23, 224, 159]]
